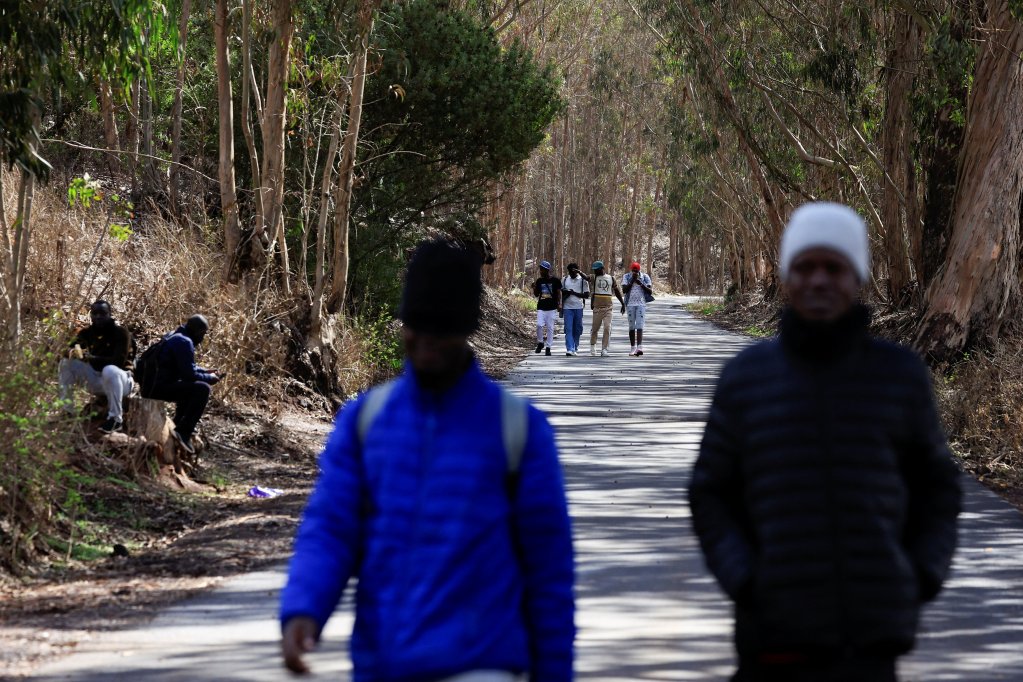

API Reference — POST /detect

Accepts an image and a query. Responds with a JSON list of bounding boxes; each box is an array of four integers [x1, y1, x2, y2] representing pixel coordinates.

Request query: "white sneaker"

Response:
[[629, 347, 638, 356], [589, 346, 597, 357], [600, 349, 610, 357]]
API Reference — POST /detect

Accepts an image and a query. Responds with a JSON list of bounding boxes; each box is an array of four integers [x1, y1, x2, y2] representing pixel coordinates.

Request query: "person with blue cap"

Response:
[[532, 260, 561, 356], [689, 202, 961, 682]]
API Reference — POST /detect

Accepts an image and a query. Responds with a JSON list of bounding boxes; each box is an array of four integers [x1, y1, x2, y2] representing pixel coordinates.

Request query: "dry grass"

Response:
[[0, 169, 381, 572], [938, 340, 1023, 501], [9, 173, 372, 411]]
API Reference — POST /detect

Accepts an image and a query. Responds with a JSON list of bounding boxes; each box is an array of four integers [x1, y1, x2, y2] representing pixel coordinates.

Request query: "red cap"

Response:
[[630, 261, 641, 271]]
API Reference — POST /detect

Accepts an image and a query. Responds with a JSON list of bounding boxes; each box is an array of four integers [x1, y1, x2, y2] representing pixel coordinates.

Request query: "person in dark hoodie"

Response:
[[689, 202, 961, 682], [148, 314, 222, 454], [59, 300, 134, 433], [280, 239, 574, 682]]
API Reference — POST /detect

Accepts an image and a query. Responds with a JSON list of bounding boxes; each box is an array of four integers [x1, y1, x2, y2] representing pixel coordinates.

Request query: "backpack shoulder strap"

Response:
[[357, 379, 527, 471], [499, 387, 528, 473], [357, 379, 399, 444]]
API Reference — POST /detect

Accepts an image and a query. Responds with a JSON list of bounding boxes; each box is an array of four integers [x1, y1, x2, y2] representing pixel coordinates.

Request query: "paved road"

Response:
[[30, 296, 1023, 680]]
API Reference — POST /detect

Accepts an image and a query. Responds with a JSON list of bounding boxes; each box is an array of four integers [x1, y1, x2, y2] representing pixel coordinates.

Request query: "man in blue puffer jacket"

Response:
[[280, 239, 575, 681]]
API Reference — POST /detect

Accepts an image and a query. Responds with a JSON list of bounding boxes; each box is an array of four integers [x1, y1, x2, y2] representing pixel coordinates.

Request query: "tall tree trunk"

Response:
[[170, 0, 193, 216], [215, 0, 242, 280], [624, 148, 642, 264], [681, 0, 786, 258], [326, 2, 375, 314], [256, 0, 295, 293], [308, 94, 347, 343], [240, 0, 265, 259], [879, 9, 920, 303], [1, 166, 36, 349], [669, 219, 679, 292], [98, 79, 121, 173], [140, 77, 159, 195], [915, 2, 1023, 362], [125, 78, 141, 194]]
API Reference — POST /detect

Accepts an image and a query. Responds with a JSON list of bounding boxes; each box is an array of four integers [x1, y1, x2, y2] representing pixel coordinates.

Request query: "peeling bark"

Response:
[[916, 1, 1023, 362]]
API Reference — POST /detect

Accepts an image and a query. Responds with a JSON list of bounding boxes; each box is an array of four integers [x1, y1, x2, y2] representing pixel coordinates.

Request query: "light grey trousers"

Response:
[[58, 359, 133, 420]]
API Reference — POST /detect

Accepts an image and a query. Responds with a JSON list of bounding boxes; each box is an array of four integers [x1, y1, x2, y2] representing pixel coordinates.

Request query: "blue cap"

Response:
[[591, 260, 604, 270], [540, 260, 551, 270]]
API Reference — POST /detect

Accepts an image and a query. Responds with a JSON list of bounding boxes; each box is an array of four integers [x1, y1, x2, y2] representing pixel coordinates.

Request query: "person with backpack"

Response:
[[280, 239, 575, 681], [140, 314, 222, 454], [561, 263, 589, 356], [588, 261, 625, 357], [532, 260, 562, 357], [621, 262, 653, 356], [59, 300, 134, 433]]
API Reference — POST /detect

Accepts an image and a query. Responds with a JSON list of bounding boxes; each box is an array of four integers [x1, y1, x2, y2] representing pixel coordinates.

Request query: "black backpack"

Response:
[[135, 334, 171, 398]]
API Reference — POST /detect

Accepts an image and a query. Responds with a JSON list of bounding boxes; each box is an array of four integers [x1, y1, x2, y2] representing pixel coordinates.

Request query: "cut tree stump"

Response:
[[84, 394, 206, 479], [121, 396, 203, 476], [125, 397, 177, 470]]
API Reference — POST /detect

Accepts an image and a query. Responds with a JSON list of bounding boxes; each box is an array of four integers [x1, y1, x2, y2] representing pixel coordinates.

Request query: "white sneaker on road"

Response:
[[600, 349, 610, 357]]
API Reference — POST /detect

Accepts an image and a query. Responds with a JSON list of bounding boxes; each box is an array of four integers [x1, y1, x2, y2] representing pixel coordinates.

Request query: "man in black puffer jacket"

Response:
[[689, 202, 961, 682]]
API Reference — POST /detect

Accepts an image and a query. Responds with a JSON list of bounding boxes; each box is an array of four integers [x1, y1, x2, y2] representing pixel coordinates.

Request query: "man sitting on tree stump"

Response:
[[145, 315, 223, 454], [59, 300, 135, 434]]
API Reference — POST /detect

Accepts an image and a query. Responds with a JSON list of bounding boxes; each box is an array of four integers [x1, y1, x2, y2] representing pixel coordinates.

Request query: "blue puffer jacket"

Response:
[[280, 359, 575, 682]]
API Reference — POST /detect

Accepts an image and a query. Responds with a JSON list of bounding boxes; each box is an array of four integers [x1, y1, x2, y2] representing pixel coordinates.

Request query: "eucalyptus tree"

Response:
[[0, 0, 167, 348], [915, 0, 1023, 361]]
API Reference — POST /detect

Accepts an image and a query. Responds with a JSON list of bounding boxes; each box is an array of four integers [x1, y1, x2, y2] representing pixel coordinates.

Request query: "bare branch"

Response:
[[751, 80, 842, 169]]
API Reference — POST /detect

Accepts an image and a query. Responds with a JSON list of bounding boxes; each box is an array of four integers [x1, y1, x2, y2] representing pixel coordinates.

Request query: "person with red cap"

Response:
[[621, 261, 653, 356]]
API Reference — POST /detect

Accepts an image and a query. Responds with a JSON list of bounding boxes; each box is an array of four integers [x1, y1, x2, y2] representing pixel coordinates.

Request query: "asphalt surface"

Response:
[[30, 296, 1023, 680]]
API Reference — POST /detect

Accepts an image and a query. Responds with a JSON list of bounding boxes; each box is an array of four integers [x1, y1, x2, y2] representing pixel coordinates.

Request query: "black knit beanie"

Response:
[[399, 239, 483, 335]]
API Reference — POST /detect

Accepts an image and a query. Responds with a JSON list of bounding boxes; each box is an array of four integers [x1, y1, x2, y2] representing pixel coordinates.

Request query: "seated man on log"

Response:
[[59, 299, 134, 434], [146, 314, 222, 454]]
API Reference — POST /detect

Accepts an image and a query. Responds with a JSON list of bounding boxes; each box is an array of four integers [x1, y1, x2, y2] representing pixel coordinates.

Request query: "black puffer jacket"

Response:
[[689, 306, 960, 659]]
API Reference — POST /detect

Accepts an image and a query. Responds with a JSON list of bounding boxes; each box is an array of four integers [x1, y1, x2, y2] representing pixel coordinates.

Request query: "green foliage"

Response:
[[743, 324, 773, 338], [68, 174, 136, 240], [911, 12, 975, 153], [686, 299, 723, 316], [0, 0, 169, 177], [339, 0, 563, 313], [67, 174, 103, 208], [0, 334, 74, 572], [359, 313, 404, 377], [515, 294, 537, 313]]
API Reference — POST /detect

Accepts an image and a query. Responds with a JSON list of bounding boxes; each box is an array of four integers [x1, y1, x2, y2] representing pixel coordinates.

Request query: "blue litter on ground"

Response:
[[247, 486, 284, 499]]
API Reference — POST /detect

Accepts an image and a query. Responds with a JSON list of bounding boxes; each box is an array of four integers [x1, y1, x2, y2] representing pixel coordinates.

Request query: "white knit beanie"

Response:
[[779, 202, 869, 283]]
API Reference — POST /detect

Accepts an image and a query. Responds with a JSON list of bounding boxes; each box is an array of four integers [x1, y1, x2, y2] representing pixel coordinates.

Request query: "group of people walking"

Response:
[[280, 201, 962, 682], [532, 259, 653, 358]]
